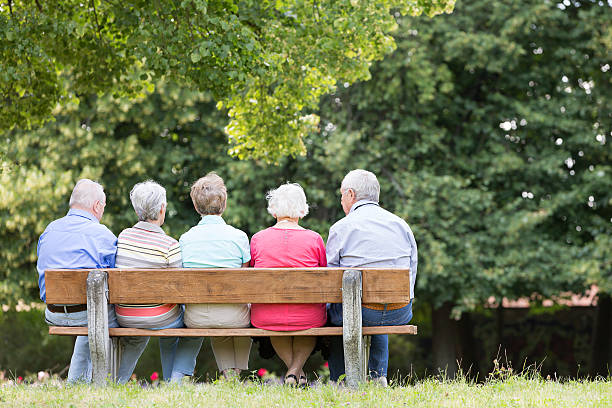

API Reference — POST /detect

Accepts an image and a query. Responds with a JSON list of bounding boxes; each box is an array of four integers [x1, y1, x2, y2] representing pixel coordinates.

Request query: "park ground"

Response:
[[1, 376, 611, 408]]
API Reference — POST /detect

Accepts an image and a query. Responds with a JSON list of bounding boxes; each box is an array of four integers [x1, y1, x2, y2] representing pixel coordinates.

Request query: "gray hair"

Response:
[[266, 183, 309, 219], [341, 169, 380, 202], [69, 179, 105, 208], [130, 180, 167, 221]]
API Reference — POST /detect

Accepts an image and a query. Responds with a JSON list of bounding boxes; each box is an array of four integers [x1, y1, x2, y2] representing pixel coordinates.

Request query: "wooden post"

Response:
[[362, 335, 371, 377], [87, 270, 110, 385], [342, 269, 364, 387]]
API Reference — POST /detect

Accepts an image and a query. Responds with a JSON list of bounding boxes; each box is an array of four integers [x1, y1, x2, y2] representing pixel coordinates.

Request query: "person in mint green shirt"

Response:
[[179, 172, 251, 380]]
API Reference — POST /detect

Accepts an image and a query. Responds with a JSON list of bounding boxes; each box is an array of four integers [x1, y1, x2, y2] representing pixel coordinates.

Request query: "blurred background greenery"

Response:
[[1, 0, 611, 379]]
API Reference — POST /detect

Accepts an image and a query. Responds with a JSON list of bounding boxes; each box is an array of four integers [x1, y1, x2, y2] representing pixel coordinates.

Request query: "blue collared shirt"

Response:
[[326, 200, 418, 299], [180, 215, 251, 268], [36, 209, 117, 302]]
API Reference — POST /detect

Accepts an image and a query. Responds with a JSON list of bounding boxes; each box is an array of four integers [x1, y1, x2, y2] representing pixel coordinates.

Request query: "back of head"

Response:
[[130, 180, 167, 221], [266, 183, 309, 219], [191, 172, 227, 215], [69, 179, 105, 209], [341, 169, 380, 202]]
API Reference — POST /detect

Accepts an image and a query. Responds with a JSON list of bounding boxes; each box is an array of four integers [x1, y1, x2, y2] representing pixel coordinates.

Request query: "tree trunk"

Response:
[[589, 293, 611, 376], [457, 311, 479, 379], [432, 302, 459, 378]]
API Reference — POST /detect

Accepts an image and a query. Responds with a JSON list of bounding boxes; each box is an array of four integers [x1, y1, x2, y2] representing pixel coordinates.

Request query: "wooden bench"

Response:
[[45, 267, 417, 387]]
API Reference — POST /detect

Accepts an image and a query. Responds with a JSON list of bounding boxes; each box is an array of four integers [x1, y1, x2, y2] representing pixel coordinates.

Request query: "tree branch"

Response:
[[34, 0, 42, 12], [8, 0, 13, 16], [90, 0, 103, 43]]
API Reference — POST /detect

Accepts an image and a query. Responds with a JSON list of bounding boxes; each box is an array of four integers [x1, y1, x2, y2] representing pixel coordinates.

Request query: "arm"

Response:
[[167, 241, 182, 268], [99, 228, 118, 268], [325, 225, 342, 267], [316, 234, 327, 267]]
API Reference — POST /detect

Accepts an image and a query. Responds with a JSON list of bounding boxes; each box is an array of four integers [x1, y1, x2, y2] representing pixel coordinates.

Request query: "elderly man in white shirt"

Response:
[[326, 169, 417, 386]]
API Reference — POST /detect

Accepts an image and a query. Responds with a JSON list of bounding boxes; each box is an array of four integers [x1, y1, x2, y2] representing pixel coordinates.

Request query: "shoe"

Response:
[[284, 374, 298, 386], [299, 375, 308, 388], [371, 376, 388, 387]]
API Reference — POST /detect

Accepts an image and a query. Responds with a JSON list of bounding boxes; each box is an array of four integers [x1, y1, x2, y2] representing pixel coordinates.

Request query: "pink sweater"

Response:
[[250, 227, 327, 330]]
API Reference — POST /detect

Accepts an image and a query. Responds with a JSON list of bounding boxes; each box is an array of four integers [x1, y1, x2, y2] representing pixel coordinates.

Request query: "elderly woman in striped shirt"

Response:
[[114, 180, 202, 383]]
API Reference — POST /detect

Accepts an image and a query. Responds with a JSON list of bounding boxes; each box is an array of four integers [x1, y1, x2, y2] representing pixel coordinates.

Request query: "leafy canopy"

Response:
[[0, 0, 454, 162]]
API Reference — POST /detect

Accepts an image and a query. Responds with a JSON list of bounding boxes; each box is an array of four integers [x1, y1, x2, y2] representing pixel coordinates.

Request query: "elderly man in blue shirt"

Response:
[[326, 169, 417, 387], [37, 179, 120, 383]]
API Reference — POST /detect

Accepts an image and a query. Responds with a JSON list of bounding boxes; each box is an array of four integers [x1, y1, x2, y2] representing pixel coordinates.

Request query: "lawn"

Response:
[[1, 376, 610, 408]]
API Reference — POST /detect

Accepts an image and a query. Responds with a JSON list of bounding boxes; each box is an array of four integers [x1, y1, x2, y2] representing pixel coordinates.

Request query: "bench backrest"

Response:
[[45, 268, 411, 304]]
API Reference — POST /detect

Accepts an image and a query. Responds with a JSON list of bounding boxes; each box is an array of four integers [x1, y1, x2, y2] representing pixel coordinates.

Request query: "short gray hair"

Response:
[[341, 169, 380, 202], [190, 172, 227, 215], [266, 183, 309, 219], [130, 180, 167, 221], [69, 179, 105, 208]]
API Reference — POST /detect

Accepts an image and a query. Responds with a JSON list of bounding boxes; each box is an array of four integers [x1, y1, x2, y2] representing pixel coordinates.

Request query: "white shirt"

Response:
[[326, 200, 418, 299]]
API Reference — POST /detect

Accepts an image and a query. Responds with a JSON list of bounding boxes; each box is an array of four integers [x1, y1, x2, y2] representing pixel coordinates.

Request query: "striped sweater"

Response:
[[114, 221, 182, 328]]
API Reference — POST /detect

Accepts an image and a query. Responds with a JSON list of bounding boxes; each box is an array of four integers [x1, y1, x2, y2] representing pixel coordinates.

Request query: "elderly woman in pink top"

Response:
[[250, 183, 327, 386]]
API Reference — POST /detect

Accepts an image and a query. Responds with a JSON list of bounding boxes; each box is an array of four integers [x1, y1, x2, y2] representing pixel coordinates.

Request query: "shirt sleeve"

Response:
[[316, 234, 327, 267], [237, 231, 251, 264], [99, 228, 118, 268], [325, 224, 342, 267], [167, 241, 182, 268], [249, 233, 258, 267], [406, 224, 418, 292]]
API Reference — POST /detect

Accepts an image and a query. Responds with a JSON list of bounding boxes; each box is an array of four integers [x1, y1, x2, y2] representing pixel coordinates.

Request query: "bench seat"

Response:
[[49, 325, 418, 337]]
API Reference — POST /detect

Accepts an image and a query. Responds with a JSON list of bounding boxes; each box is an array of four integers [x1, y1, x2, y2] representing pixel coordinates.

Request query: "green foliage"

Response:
[[1, 0, 610, 316], [0, 0, 455, 162], [316, 0, 612, 312]]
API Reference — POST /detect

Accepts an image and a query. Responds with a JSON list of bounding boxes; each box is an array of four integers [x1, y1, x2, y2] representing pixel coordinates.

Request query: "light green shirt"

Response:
[[179, 215, 250, 268]]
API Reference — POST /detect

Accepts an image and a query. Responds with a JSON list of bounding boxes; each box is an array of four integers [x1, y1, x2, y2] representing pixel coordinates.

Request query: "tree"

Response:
[[315, 0, 611, 375], [0, 0, 454, 162]]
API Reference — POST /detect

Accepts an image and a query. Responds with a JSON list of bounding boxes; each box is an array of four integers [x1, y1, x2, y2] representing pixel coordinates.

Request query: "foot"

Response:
[[371, 376, 388, 387], [298, 374, 308, 388], [284, 374, 298, 386], [222, 369, 241, 380]]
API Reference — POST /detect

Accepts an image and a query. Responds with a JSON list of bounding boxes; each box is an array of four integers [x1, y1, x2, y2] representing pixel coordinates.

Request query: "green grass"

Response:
[[1, 376, 611, 408]]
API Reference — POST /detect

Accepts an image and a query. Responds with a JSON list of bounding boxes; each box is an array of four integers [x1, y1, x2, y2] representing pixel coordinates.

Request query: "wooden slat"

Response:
[[49, 325, 418, 337], [45, 269, 89, 304], [44, 268, 411, 304]]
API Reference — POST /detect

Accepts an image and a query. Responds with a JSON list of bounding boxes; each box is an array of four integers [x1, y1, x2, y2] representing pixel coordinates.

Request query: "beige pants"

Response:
[[184, 303, 252, 371]]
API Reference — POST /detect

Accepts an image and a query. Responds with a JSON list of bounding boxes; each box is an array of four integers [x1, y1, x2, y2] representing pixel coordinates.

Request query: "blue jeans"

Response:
[[327, 301, 413, 381], [117, 309, 204, 383], [45, 305, 119, 383]]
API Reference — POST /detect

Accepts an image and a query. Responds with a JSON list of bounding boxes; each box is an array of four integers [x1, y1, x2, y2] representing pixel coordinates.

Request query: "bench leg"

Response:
[[362, 335, 371, 379], [109, 337, 123, 382], [342, 269, 364, 388], [87, 270, 111, 386]]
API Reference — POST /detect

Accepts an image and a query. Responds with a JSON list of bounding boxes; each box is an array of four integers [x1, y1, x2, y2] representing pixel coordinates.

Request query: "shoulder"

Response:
[[251, 228, 271, 242], [303, 228, 324, 242], [329, 215, 353, 235], [94, 222, 117, 241], [226, 224, 248, 239]]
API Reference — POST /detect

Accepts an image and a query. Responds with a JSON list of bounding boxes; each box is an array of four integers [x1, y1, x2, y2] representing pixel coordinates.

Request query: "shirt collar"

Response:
[[349, 200, 379, 214], [67, 208, 99, 223], [133, 221, 165, 234], [198, 215, 226, 225]]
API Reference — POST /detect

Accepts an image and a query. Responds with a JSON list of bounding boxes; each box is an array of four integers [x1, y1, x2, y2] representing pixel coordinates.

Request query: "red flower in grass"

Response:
[[150, 372, 159, 381], [323, 361, 329, 368], [257, 368, 268, 377], [17, 376, 23, 384]]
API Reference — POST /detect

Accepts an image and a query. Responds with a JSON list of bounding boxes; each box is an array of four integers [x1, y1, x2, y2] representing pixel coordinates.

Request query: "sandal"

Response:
[[284, 374, 298, 386], [299, 375, 308, 388]]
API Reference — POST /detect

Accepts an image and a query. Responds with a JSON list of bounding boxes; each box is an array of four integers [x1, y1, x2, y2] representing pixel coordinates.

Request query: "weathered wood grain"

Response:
[[44, 267, 411, 304]]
